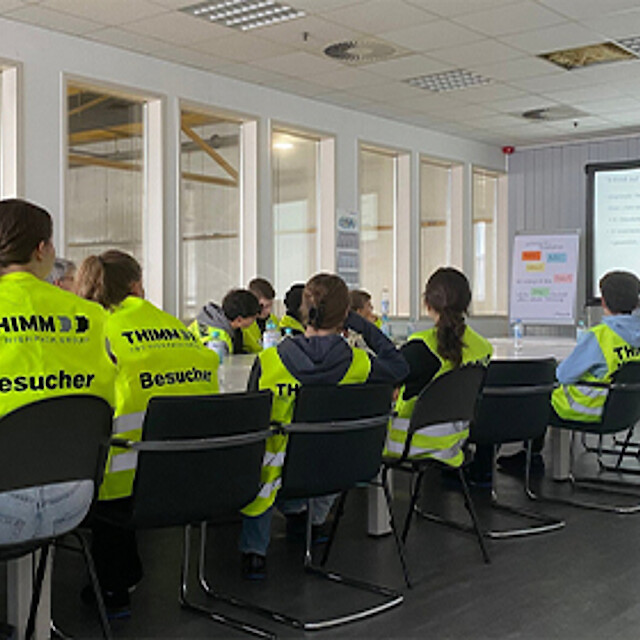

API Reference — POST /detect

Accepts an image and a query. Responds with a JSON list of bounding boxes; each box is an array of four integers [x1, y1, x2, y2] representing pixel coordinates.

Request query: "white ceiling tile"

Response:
[[508, 69, 594, 93], [429, 39, 527, 68], [458, 83, 525, 104], [488, 94, 559, 114], [153, 45, 231, 71], [436, 103, 499, 122], [364, 54, 447, 80], [247, 15, 364, 48], [499, 22, 601, 54], [605, 110, 640, 125], [541, 85, 626, 104], [290, 0, 368, 13], [453, 3, 567, 37], [316, 90, 375, 109], [322, 0, 436, 35], [346, 80, 424, 101], [148, 0, 203, 7], [405, 0, 521, 19], [393, 92, 460, 112], [536, 0, 640, 21], [191, 33, 293, 63], [123, 11, 229, 45], [87, 26, 167, 54], [546, 116, 613, 132], [252, 51, 342, 77], [380, 20, 484, 52], [39, 0, 165, 25], [471, 56, 560, 82], [267, 76, 330, 98], [312, 67, 388, 90], [0, 0, 26, 13], [575, 97, 640, 115], [580, 9, 640, 39], [4, 4, 101, 33], [214, 63, 292, 86], [469, 113, 523, 128]]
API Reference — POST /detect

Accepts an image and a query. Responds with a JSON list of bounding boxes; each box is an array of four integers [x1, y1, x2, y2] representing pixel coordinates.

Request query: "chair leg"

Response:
[[381, 466, 412, 589], [401, 469, 425, 544], [320, 491, 347, 567], [178, 524, 276, 639], [457, 468, 491, 564], [25, 544, 50, 640]]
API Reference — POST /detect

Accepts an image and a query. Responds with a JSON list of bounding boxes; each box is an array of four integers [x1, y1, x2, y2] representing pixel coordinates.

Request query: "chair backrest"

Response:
[[471, 358, 557, 445], [598, 361, 640, 434], [0, 394, 112, 494], [407, 364, 486, 439], [279, 383, 394, 500], [129, 391, 272, 528]]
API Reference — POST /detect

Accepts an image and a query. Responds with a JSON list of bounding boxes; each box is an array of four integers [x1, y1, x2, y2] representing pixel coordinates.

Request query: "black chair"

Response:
[[468, 359, 565, 538], [0, 395, 113, 640], [383, 365, 490, 563], [199, 383, 406, 632], [97, 391, 274, 639], [531, 361, 640, 513]]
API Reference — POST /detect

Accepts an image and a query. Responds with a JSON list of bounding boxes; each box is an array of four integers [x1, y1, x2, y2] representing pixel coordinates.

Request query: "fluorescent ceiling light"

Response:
[[181, 0, 305, 31], [272, 141, 293, 150], [404, 69, 492, 93]]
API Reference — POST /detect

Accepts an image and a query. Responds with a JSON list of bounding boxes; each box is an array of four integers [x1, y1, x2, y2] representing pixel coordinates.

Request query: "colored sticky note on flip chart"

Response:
[[554, 273, 573, 283], [547, 252, 567, 263], [522, 251, 541, 260], [531, 287, 550, 297], [526, 263, 545, 272]]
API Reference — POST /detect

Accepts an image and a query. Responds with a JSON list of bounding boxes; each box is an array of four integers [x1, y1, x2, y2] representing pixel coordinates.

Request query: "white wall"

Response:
[[0, 15, 505, 316]]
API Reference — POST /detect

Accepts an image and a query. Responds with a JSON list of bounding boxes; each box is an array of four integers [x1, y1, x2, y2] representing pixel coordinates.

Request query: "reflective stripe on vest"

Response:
[[551, 324, 640, 423], [100, 297, 218, 501], [241, 344, 371, 516], [388, 326, 491, 466]]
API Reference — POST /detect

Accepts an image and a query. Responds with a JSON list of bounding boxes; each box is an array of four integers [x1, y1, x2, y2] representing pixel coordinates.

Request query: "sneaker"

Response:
[[242, 553, 266, 580], [497, 450, 545, 477], [80, 584, 131, 619]]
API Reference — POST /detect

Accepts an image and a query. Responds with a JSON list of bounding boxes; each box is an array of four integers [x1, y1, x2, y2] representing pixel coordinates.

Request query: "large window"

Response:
[[472, 168, 507, 315], [359, 145, 410, 317], [420, 157, 463, 290], [180, 108, 242, 320], [0, 64, 18, 198], [66, 84, 146, 264]]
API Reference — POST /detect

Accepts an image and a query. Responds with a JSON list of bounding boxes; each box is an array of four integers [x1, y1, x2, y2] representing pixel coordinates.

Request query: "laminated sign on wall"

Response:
[[509, 233, 579, 325], [336, 210, 359, 288]]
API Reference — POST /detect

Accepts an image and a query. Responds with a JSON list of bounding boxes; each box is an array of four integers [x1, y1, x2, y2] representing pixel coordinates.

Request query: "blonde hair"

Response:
[[75, 250, 141, 310]]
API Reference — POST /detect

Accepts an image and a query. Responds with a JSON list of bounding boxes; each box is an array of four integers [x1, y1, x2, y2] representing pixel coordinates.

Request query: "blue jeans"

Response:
[[0, 480, 93, 544], [239, 494, 337, 556]]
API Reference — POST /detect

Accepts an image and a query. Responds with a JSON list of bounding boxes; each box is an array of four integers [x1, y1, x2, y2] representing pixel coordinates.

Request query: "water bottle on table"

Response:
[[263, 319, 280, 349], [206, 330, 228, 388], [576, 317, 587, 341], [380, 287, 391, 338], [512, 318, 524, 352]]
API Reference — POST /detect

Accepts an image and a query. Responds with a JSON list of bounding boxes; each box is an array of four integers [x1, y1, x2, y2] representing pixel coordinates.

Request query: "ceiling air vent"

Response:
[[539, 42, 636, 71], [520, 106, 588, 122], [324, 40, 401, 65]]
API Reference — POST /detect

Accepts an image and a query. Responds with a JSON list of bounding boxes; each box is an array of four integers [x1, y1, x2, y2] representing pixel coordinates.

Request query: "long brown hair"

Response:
[[0, 199, 52, 268], [75, 250, 141, 310], [302, 273, 349, 331], [424, 267, 471, 368]]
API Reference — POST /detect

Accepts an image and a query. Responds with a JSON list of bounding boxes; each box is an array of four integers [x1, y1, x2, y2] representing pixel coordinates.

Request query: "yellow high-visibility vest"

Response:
[[242, 344, 371, 516], [101, 296, 218, 500]]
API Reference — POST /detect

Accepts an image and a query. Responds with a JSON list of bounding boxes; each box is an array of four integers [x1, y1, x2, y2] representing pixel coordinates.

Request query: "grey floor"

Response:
[[4, 439, 640, 640]]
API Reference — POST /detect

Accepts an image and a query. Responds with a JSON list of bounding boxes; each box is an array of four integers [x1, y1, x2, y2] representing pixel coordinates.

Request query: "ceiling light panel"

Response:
[[616, 35, 640, 57], [404, 69, 493, 93], [181, 0, 305, 32]]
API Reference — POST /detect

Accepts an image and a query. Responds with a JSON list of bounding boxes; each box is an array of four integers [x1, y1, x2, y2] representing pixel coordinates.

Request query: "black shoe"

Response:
[[80, 584, 131, 619], [497, 450, 545, 477], [242, 553, 266, 580]]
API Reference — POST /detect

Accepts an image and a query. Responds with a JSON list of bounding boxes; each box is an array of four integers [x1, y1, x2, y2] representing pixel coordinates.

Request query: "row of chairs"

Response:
[[4, 358, 640, 638]]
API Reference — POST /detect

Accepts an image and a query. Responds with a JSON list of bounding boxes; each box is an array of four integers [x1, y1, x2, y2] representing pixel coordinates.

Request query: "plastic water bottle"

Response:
[[512, 319, 523, 352], [406, 322, 416, 340], [263, 319, 280, 349], [207, 330, 227, 364], [576, 318, 587, 341], [380, 287, 391, 338], [283, 327, 293, 339]]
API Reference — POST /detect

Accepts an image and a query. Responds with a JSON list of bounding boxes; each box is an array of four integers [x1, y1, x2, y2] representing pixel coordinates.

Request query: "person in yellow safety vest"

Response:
[[349, 288, 382, 328], [388, 267, 492, 467], [239, 273, 409, 580], [0, 199, 116, 545], [278, 283, 305, 336], [74, 249, 219, 616], [189, 289, 260, 356], [243, 277, 279, 352], [45, 256, 76, 291], [497, 270, 640, 477]]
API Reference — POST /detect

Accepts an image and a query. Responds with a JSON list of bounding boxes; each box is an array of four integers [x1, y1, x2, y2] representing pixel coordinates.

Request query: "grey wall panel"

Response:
[[508, 134, 640, 313]]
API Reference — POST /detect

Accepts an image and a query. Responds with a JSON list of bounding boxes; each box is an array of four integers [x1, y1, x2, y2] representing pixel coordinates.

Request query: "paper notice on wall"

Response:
[[336, 210, 360, 287], [509, 233, 579, 325]]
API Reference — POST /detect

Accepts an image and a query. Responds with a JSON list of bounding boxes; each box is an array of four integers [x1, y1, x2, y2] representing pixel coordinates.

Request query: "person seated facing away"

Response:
[[75, 249, 219, 616], [388, 267, 492, 466], [497, 270, 640, 476], [349, 289, 381, 327], [243, 277, 278, 352], [240, 273, 409, 580], [279, 283, 305, 336], [45, 256, 76, 291], [189, 288, 260, 356], [0, 199, 115, 545]]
